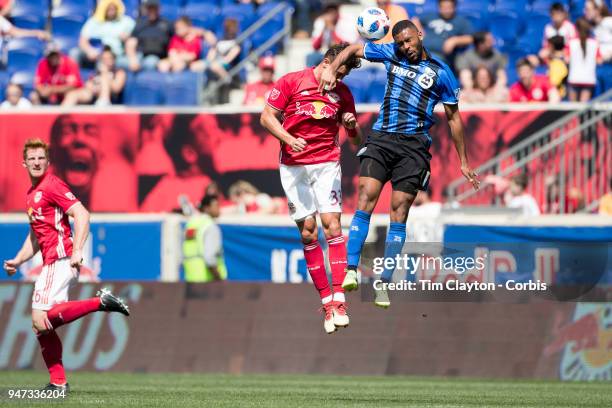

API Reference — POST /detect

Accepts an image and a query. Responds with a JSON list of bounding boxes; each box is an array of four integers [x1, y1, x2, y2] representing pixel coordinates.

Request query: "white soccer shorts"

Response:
[[32, 257, 79, 311], [280, 161, 342, 221]]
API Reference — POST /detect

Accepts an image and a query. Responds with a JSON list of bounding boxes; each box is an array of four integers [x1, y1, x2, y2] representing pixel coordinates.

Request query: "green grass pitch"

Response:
[[1, 371, 611, 407]]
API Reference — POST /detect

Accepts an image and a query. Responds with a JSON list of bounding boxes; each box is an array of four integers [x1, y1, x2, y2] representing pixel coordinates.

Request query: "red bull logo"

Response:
[[295, 101, 337, 120], [545, 303, 612, 380]]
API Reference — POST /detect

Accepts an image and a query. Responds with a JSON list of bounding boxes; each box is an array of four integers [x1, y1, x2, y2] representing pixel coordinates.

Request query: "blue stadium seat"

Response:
[[6, 38, 45, 71], [124, 71, 165, 105], [10, 71, 36, 98], [530, 0, 568, 15], [492, 0, 528, 15], [517, 14, 549, 53], [458, 0, 492, 15], [185, 0, 221, 5], [404, 1, 438, 18], [342, 69, 371, 104], [367, 68, 387, 104], [570, 0, 586, 20], [123, 0, 140, 18], [460, 11, 489, 32], [220, 3, 256, 36], [52, 15, 86, 53], [51, 0, 95, 20], [250, 2, 292, 54], [183, 4, 221, 31], [489, 12, 522, 48], [11, 0, 49, 29], [0, 70, 10, 100], [159, 0, 182, 21], [164, 71, 204, 105]]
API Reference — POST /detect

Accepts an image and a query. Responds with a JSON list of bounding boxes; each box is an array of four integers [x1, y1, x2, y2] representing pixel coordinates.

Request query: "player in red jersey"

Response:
[[260, 44, 362, 334], [3, 139, 130, 392]]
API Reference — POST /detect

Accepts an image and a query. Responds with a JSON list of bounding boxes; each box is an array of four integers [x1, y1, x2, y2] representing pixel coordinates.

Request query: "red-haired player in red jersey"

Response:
[[260, 44, 362, 334], [3, 139, 130, 392]]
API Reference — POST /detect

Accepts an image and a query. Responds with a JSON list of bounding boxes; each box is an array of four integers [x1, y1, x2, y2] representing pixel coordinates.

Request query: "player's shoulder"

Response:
[[44, 173, 70, 192], [426, 54, 453, 77]]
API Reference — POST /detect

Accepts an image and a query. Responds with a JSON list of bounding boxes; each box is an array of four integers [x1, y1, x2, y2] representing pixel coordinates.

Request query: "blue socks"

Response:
[[346, 210, 371, 268], [381, 222, 406, 283]]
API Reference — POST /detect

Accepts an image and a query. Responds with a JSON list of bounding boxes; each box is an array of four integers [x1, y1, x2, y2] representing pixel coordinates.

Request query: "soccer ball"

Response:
[[356, 7, 390, 41]]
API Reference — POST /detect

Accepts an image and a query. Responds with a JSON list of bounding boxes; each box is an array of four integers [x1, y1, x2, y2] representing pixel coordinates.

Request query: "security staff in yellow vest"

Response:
[[182, 194, 227, 282]]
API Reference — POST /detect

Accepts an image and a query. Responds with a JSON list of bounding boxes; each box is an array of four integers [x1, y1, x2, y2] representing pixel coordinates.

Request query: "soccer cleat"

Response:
[[320, 303, 337, 334], [341, 268, 359, 291], [97, 288, 130, 316], [374, 288, 390, 309], [42, 382, 70, 393], [332, 301, 349, 328]]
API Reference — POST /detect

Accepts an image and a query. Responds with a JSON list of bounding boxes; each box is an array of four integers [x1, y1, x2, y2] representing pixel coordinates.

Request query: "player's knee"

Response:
[[300, 216, 318, 243], [323, 218, 341, 238]]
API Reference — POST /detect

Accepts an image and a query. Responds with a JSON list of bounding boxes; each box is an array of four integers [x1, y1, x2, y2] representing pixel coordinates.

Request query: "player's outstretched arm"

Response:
[[3, 229, 39, 276], [67, 202, 90, 269], [260, 105, 306, 152], [444, 103, 480, 190], [319, 44, 365, 93]]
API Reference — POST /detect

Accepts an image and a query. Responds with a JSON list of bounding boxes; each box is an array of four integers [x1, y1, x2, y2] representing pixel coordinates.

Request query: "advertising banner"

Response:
[[0, 110, 570, 213]]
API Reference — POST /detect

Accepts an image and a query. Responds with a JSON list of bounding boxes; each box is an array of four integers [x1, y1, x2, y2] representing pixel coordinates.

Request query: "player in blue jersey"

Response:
[[319, 20, 480, 307]]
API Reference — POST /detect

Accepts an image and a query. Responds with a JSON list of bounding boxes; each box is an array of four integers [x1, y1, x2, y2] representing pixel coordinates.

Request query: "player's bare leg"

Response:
[[298, 215, 336, 334], [375, 190, 417, 309], [320, 212, 349, 328], [344, 176, 384, 291]]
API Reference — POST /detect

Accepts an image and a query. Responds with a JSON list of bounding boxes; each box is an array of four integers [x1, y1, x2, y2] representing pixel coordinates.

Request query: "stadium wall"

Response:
[[0, 282, 610, 381]]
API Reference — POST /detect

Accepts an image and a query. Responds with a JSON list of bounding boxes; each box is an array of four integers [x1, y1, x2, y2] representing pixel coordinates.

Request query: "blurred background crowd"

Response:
[[0, 0, 609, 107]]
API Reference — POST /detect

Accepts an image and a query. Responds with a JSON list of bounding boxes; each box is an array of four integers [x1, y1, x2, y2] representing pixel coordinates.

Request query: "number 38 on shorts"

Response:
[[280, 161, 343, 221]]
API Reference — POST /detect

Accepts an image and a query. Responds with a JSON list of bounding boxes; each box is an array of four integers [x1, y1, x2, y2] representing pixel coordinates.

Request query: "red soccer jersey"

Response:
[[168, 34, 202, 59], [509, 75, 553, 102], [26, 172, 80, 265], [266, 67, 356, 166]]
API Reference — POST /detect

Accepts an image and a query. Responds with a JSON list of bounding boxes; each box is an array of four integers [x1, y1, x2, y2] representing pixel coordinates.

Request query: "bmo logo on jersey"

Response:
[[391, 65, 436, 89]]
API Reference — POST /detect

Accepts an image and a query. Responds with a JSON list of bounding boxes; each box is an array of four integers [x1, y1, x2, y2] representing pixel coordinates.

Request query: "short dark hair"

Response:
[[177, 16, 192, 26], [548, 35, 565, 51], [515, 57, 533, 69], [438, 0, 456, 4], [473, 31, 488, 47], [550, 2, 566, 13], [199, 193, 218, 210], [392, 19, 418, 37], [323, 43, 361, 71], [512, 174, 529, 190]]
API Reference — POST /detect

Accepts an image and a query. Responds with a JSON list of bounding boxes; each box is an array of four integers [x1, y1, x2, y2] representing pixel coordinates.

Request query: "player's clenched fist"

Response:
[[3, 259, 19, 276], [288, 137, 307, 152]]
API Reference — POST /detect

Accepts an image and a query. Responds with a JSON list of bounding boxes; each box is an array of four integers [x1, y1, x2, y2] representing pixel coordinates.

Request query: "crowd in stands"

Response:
[[0, 0, 610, 107]]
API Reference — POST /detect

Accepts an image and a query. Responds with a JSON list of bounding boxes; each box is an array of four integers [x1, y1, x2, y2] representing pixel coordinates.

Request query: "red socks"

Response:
[[303, 241, 332, 301], [327, 235, 347, 295], [37, 330, 66, 385], [46, 298, 101, 330]]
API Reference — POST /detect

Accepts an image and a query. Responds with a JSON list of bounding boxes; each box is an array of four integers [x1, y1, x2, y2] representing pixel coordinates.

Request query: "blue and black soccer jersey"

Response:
[[363, 42, 460, 135]]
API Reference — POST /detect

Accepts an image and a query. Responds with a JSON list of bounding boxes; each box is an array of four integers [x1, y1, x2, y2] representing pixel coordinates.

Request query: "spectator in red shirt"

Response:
[[509, 58, 560, 103], [32, 44, 83, 105], [158, 16, 211, 73], [243, 55, 276, 106]]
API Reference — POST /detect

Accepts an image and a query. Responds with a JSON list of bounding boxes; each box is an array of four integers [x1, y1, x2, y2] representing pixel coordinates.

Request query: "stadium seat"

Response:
[[570, 0, 586, 20], [518, 14, 549, 53], [492, 0, 528, 15], [164, 71, 204, 105], [250, 2, 292, 55], [489, 12, 523, 48], [124, 71, 165, 105], [159, 0, 182, 21], [342, 69, 371, 104], [52, 15, 86, 53], [183, 4, 221, 31], [458, 0, 492, 15], [185, 0, 221, 5], [6, 38, 45, 72], [530, 0, 568, 15], [51, 0, 95, 20], [404, 1, 438, 18], [10, 0, 49, 29], [460, 11, 489, 32], [123, 0, 140, 18]]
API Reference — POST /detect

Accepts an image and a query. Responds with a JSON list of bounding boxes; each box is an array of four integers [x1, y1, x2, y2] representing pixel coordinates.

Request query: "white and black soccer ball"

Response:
[[356, 7, 390, 41]]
